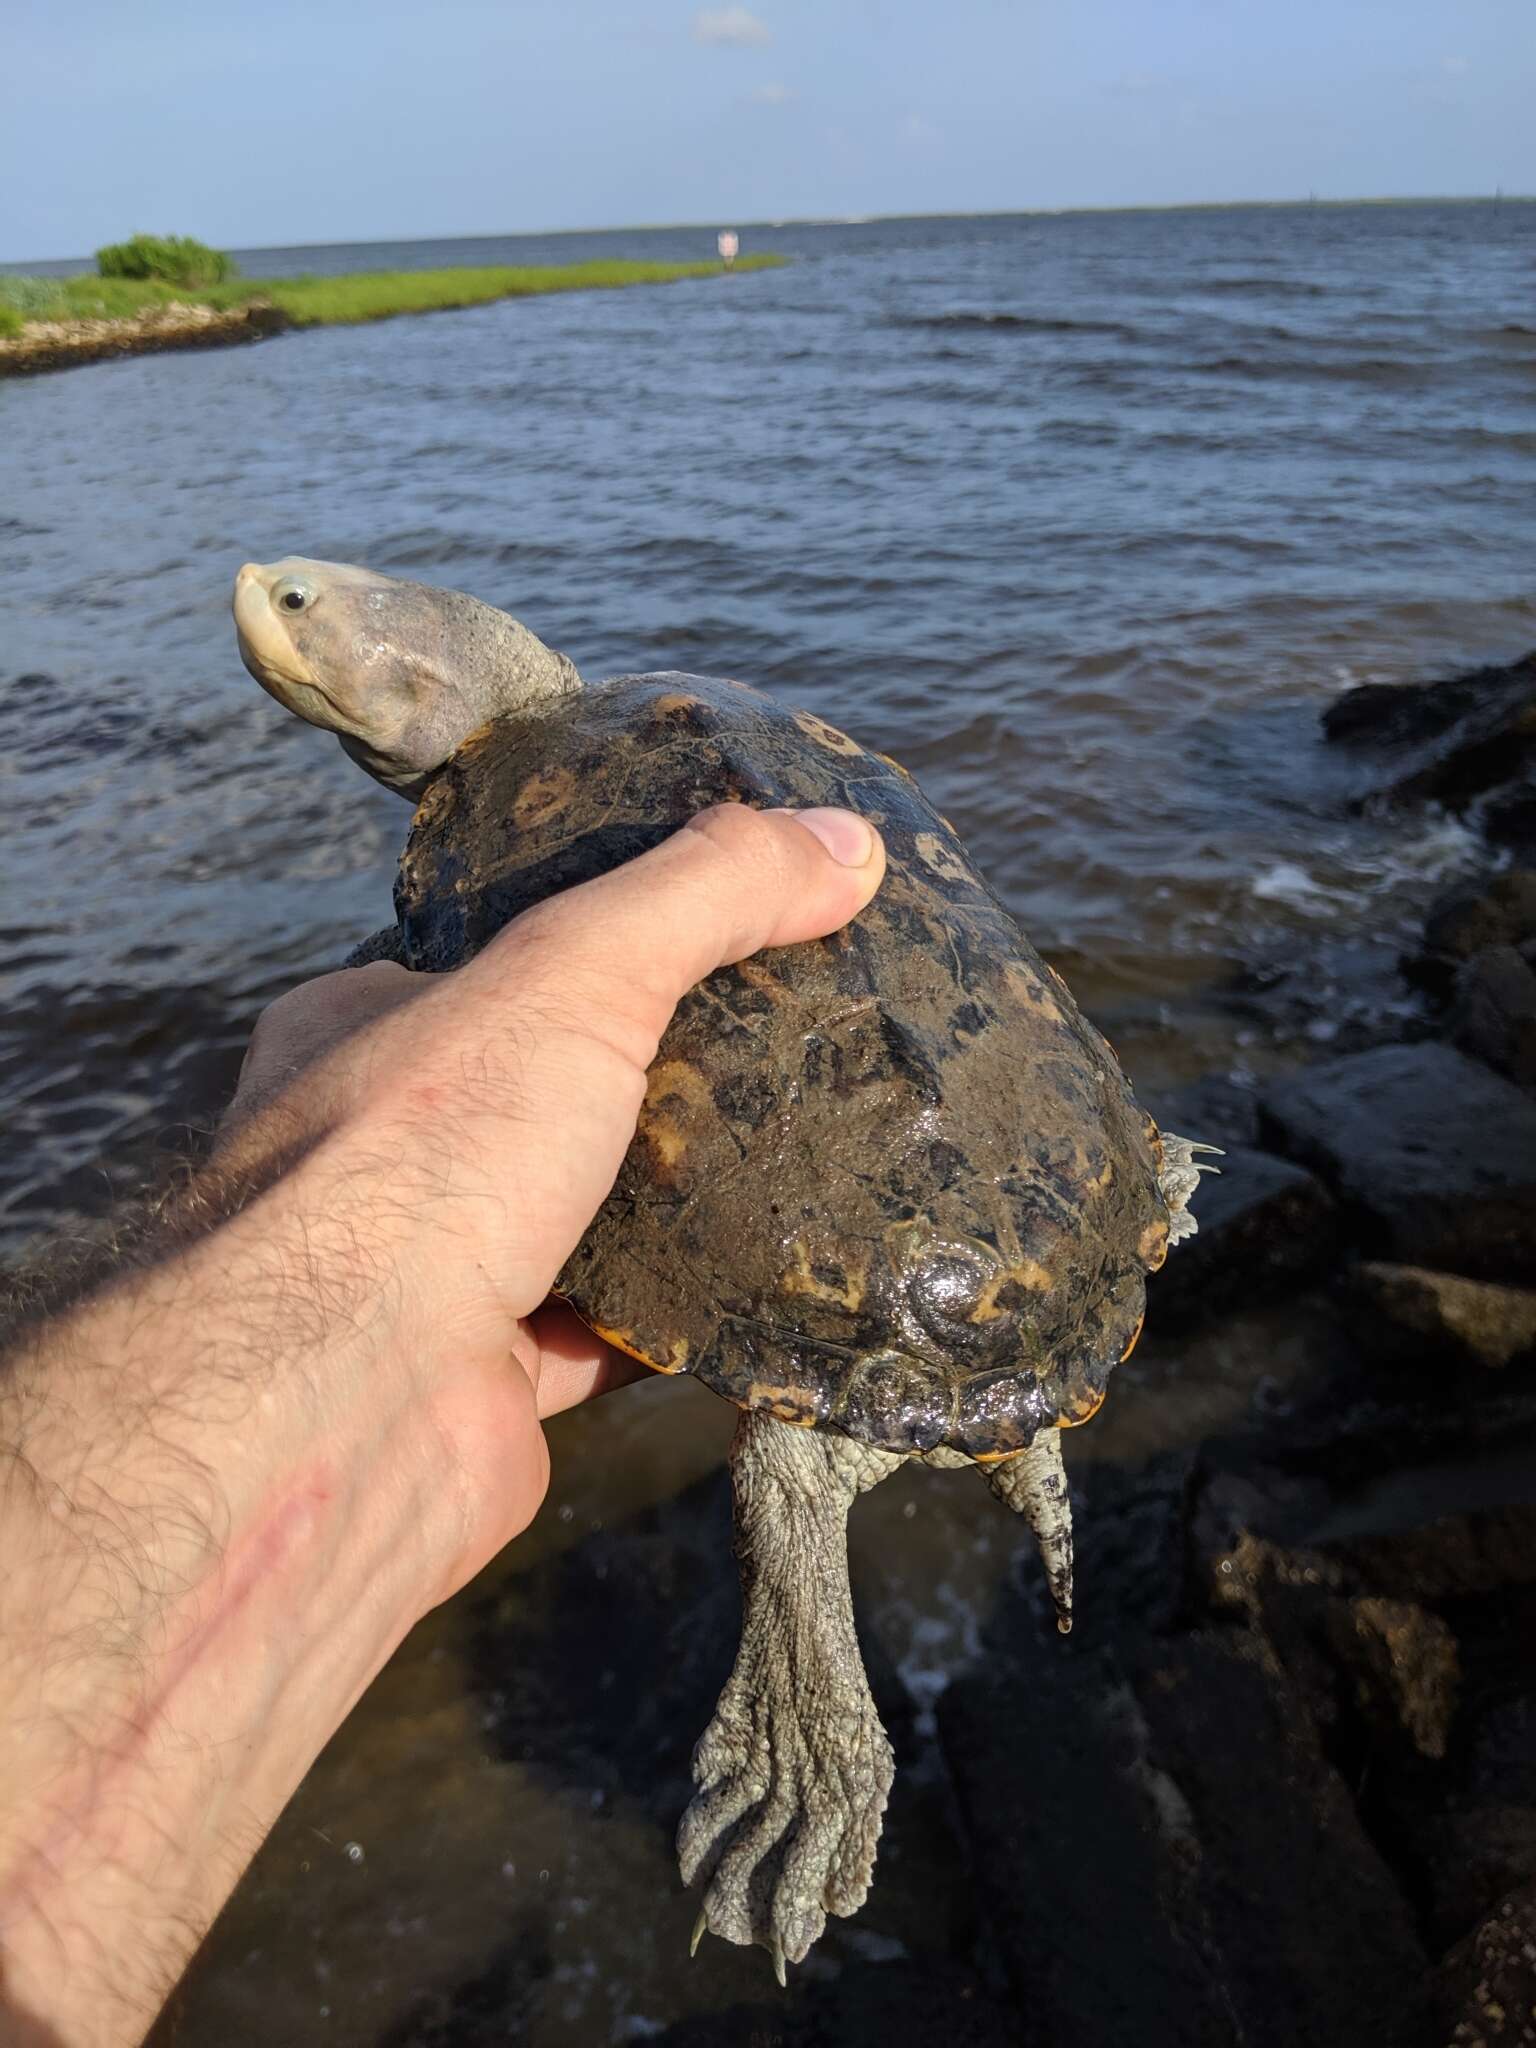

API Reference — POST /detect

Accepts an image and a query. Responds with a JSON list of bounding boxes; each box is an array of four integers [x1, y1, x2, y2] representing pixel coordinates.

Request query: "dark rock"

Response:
[[1144, 1072, 1262, 1152], [1409, 871, 1536, 997], [1486, 775, 1536, 852], [1322, 651, 1536, 813], [1454, 946, 1536, 1090], [1397, 1687, 1536, 1954], [1425, 872, 1536, 966], [1322, 653, 1536, 749], [1192, 1462, 1536, 1954], [1344, 1263, 1536, 1372], [1258, 1042, 1536, 1282], [641, 1959, 1021, 2048], [940, 1603, 1430, 2047], [1200, 1522, 1459, 1759], [1323, 1595, 1460, 1759], [1435, 1885, 1536, 2044], [1146, 1145, 1337, 1327]]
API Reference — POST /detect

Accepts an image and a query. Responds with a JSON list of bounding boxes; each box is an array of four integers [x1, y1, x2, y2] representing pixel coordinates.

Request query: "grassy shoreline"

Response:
[[0, 254, 782, 377]]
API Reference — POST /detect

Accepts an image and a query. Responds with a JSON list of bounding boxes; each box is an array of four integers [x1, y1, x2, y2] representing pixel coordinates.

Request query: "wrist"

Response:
[[0, 1138, 509, 2044]]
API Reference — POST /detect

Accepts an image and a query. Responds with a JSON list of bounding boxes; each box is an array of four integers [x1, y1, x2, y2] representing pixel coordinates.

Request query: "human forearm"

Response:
[[0, 1146, 470, 2046]]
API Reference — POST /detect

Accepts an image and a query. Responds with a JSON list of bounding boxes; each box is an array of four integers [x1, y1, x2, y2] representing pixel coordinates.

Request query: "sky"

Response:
[[2, 0, 1533, 262]]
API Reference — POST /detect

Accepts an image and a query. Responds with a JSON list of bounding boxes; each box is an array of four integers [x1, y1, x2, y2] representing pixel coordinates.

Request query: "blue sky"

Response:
[[3, 0, 1532, 261]]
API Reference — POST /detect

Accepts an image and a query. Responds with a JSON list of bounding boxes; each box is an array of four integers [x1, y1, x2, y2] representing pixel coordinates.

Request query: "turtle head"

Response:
[[234, 557, 581, 799]]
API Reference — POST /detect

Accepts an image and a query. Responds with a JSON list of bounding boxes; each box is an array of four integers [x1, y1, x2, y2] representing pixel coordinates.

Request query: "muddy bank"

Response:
[[0, 300, 290, 377]]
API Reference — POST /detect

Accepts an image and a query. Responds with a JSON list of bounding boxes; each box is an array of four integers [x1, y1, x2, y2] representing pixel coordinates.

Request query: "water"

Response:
[[2, 205, 1534, 2041]]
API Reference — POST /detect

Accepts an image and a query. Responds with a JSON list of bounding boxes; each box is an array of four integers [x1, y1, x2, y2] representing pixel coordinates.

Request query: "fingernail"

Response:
[[775, 806, 876, 867]]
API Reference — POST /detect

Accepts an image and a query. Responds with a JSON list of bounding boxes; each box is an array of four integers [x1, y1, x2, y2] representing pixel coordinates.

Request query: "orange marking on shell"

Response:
[[747, 1383, 820, 1427], [641, 1117, 688, 1168], [791, 708, 864, 757], [1119, 1312, 1146, 1362], [780, 1240, 867, 1311], [1002, 959, 1064, 1022], [652, 691, 707, 718], [588, 1322, 679, 1373], [1055, 1383, 1108, 1428], [969, 1259, 1053, 1321], [1138, 1218, 1170, 1272], [512, 764, 579, 831], [914, 831, 974, 885]]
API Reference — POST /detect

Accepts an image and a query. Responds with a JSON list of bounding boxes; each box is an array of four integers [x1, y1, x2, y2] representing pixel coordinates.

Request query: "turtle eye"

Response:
[[272, 577, 314, 616]]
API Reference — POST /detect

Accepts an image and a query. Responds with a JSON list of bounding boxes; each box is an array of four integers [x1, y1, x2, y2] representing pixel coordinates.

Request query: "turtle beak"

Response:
[[233, 562, 334, 728]]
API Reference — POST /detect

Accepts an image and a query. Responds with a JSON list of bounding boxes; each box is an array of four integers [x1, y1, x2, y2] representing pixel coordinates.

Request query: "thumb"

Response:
[[467, 803, 886, 1062]]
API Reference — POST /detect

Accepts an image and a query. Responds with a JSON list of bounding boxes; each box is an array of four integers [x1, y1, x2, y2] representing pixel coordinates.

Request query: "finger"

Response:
[[224, 962, 423, 1131], [519, 1299, 655, 1418], [470, 804, 885, 1063]]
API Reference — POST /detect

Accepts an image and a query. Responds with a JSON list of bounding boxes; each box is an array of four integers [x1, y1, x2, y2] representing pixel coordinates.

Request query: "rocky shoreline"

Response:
[[990, 645, 1536, 2048], [0, 299, 291, 378]]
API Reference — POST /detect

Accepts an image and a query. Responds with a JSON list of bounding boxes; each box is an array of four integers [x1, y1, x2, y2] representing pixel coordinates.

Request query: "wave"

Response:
[[1192, 277, 1327, 297], [889, 312, 1140, 341]]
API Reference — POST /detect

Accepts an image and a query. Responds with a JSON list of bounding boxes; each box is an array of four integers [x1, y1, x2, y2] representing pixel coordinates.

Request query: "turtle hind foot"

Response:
[[1158, 1131, 1223, 1245], [677, 1646, 893, 1976], [678, 1410, 901, 1976]]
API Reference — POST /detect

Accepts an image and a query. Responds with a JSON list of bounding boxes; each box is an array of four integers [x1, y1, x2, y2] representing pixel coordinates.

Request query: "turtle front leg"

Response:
[[679, 1408, 903, 1980]]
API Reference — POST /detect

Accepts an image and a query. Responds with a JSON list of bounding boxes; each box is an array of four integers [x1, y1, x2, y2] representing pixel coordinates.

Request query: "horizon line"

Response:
[[6, 191, 1532, 271]]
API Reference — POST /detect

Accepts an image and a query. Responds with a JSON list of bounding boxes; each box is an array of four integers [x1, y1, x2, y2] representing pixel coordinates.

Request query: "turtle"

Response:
[[233, 556, 1216, 1979]]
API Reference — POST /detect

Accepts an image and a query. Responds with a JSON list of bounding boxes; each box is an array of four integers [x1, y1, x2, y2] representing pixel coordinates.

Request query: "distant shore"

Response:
[[0, 255, 782, 380]]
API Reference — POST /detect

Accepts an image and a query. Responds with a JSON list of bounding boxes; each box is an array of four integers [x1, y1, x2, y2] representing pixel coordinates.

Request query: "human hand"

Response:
[[212, 803, 886, 1601], [0, 805, 883, 2048]]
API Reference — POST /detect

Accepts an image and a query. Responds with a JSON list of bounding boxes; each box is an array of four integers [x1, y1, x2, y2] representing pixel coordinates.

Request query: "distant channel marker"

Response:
[[0, 254, 784, 380]]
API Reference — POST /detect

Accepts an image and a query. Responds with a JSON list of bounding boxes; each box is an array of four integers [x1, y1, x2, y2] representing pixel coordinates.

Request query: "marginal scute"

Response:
[[747, 1382, 822, 1427], [396, 671, 1183, 1461]]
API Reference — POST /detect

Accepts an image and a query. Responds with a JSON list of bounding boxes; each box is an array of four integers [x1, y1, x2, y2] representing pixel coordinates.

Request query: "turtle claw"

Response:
[[771, 1937, 788, 1989], [1158, 1131, 1221, 1239], [690, 1907, 709, 1959]]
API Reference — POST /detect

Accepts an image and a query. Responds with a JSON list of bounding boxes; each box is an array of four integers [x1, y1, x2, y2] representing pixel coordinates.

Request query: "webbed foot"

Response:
[[678, 1644, 894, 1971], [678, 1410, 902, 1974]]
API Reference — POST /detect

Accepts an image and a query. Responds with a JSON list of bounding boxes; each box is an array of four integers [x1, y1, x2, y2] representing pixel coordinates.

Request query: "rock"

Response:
[[1454, 946, 1536, 1090], [1322, 653, 1536, 749], [939, 1607, 1430, 2047], [1145, 1072, 1263, 1152], [1409, 871, 1536, 996], [1345, 1263, 1536, 1372], [1436, 1885, 1536, 2045], [1201, 1523, 1459, 1759], [1322, 651, 1536, 813], [1425, 872, 1536, 966], [1193, 1467, 1536, 1955], [1258, 1042, 1536, 1282], [1325, 1595, 1460, 1759], [1407, 1692, 1536, 1953], [638, 1959, 1022, 2048], [1486, 775, 1536, 853], [1145, 1145, 1337, 1327]]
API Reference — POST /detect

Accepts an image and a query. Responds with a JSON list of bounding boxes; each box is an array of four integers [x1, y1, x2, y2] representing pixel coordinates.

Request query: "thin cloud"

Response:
[[748, 81, 793, 104], [901, 113, 941, 145], [1441, 54, 1469, 74], [693, 6, 771, 46]]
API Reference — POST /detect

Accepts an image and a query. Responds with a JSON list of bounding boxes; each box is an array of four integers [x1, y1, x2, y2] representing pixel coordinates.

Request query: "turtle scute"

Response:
[[395, 672, 1173, 1459]]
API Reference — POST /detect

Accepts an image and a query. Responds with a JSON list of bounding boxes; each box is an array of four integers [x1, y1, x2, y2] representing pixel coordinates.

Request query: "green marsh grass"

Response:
[[0, 255, 782, 341]]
